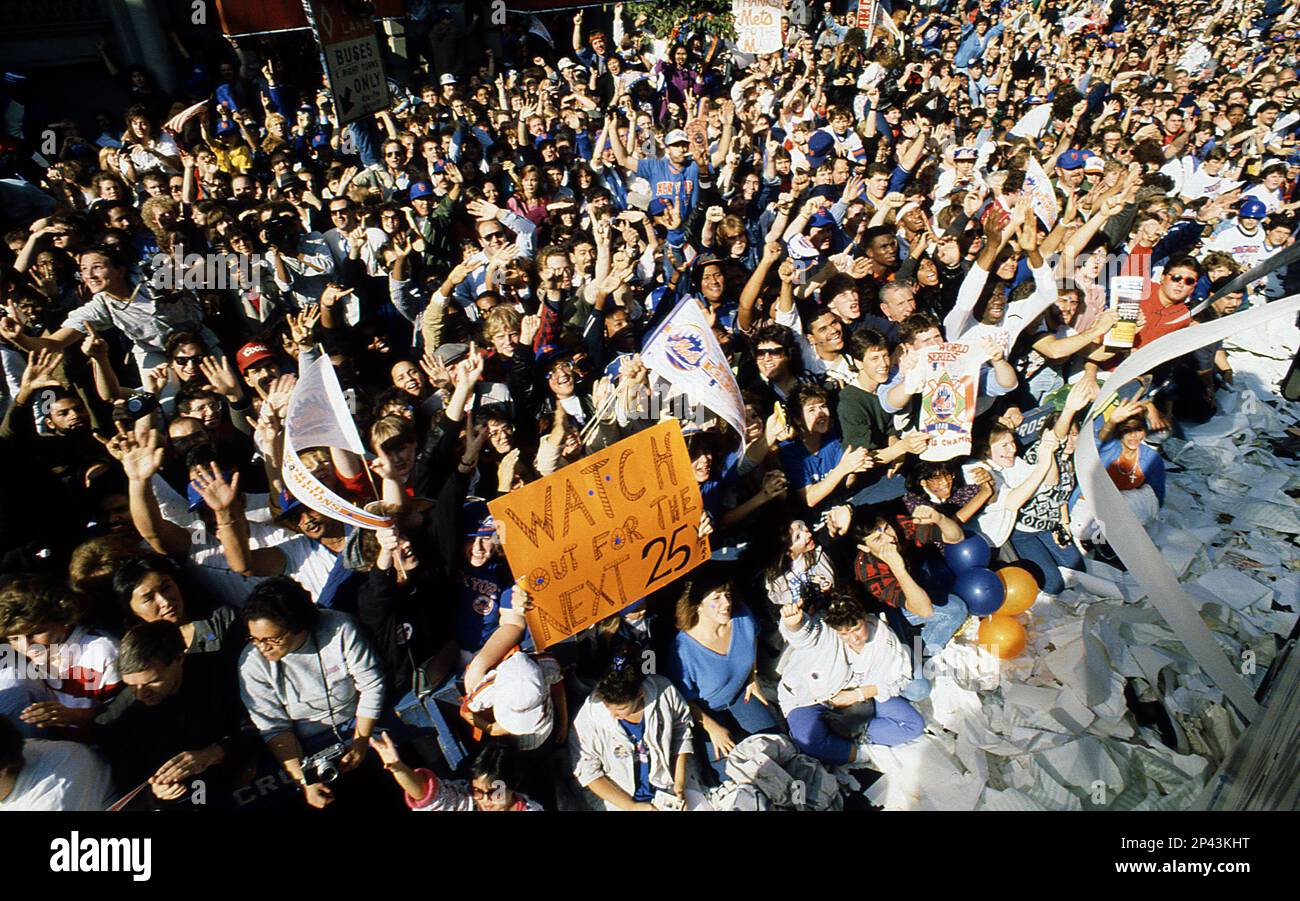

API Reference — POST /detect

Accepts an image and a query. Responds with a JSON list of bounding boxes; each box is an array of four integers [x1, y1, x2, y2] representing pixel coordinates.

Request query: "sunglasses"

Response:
[[1165, 274, 1198, 285]]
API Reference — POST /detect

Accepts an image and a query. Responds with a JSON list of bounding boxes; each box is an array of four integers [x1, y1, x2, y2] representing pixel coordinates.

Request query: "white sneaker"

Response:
[[850, 736, 881, 771]]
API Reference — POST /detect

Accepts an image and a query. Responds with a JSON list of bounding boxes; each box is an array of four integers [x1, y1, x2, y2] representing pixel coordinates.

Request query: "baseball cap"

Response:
[[409, 181, 434, 200], [557, 58, 574, 70], [433, 342, 469, 366], [235, 341, 276, 375], [1057, 149, 1088, 170], [275, 490, 306, 521], [1083, 155, 1106, 174], [809, 210, 837, 230], [461, 499, 496, 538], [647, 197, 672, 216], [664, 129, 690, 146], [1239, 197, 1268, 220], [440, 73, 457, 85], [953, 146, 977, 161], [806, 130, 836, 168], [491, 653, 551, 737]]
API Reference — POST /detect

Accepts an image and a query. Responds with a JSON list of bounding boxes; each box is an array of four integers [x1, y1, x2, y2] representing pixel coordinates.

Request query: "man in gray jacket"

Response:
[[238, 577, 387, 810]]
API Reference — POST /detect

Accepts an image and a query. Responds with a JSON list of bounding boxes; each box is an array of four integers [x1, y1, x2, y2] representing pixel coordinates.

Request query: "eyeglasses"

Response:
[[755, 346, 785, 357], [248, 629, 292, 649], [330, 207, 353, 217], [1165, 274, 1198, 285], [172, 354, 206, 368], [481, 231, 507, 243]]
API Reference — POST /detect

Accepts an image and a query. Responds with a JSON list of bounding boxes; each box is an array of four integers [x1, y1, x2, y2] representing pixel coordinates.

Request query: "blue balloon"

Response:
[[953, 567, 1006, 616], [944, 533, 991, 575]]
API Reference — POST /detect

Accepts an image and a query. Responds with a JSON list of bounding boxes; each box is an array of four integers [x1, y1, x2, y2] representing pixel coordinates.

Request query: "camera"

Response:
[[113, 392, 161, 424], [262, 217, 301, 251], [300, 742, 350, 785]]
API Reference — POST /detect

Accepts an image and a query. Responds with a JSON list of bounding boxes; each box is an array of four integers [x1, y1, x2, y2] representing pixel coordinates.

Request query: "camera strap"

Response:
[[313, 632, 347, 746]]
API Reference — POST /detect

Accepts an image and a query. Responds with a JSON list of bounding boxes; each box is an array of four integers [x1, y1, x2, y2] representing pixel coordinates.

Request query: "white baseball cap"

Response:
[[440, 73, 457, 86], [492, 654, 551, 738], [665, 129, 691, 146]]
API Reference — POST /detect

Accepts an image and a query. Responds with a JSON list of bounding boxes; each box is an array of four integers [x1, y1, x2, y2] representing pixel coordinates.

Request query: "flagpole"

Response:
[[578, 384, 621, 445]]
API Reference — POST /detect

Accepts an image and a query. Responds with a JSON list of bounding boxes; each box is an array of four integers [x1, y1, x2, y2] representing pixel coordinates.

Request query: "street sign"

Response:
[[301, 0, 390, 125]]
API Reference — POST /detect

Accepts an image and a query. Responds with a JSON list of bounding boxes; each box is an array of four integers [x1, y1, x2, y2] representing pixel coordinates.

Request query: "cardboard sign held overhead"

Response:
[[489, 420, 708, 650], [302, 0, 390, 126], [733, 0, 784, 55]]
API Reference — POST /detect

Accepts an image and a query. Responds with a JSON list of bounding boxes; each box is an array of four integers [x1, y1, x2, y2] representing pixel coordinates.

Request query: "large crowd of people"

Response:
[[1, 0, 1298, 812]]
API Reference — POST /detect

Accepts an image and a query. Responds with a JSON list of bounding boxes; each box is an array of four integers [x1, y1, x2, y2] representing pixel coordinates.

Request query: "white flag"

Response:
[[641, 296, 747, 436], [528, 16, 554, 48], [163, 100, 209, 134], [1010, 102, 1053, 139], [284, 353, 392, 531], [1061, 15, 1092, 35], [1023, 156, 1059, 229]]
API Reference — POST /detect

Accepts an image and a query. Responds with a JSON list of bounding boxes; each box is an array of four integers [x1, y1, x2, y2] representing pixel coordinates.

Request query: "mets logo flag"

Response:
[[640, 296, 747, 436]]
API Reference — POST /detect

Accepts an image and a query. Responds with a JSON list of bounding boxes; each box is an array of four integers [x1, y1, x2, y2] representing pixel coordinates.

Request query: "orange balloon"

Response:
[[997, 566, 1039, 616], [979, 615, 1027, 659]]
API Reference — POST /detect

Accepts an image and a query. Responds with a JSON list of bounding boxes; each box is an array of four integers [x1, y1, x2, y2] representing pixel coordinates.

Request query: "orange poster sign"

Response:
[[489, 420, 708, 649]]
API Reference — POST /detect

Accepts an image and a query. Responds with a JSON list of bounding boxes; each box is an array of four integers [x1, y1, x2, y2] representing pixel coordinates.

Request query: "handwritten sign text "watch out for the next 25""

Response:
[[489, 420, 708, 650]]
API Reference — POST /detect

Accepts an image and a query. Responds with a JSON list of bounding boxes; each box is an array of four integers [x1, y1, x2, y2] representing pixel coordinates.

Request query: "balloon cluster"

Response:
[[943, 533, 1039, 660]]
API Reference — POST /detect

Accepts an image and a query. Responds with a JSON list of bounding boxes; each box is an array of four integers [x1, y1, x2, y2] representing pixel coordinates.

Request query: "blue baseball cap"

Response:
[[409, 181, 434, 200], [275, 490, 306, 521], [461, 499, 496, 537], [1057, 148, 1089, 170], [806, 130, 836, 168], [809, 210, 838, 230], [648, 197, 672, 216], [1238, 198, 1268, 220]]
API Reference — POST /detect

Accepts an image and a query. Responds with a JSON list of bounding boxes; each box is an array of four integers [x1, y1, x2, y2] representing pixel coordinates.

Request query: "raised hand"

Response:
[[465, 198, 501, 221], [21, 348, 65, 394], [80, 325, 109, 360], [288, 305, 321, 347], [200, 355, 242, 399], [320, 283, 354, 310], [519, 313, 542, 348], [759, 469, 788, 500], [839, 445, 876, 475], [368, 732, 403, 767], [898, 430, 930, 455], [190, 462, 241, 513], [101, 426, 164, 483], [420, 350, 451, 388], [263, 374, 298, 418]]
